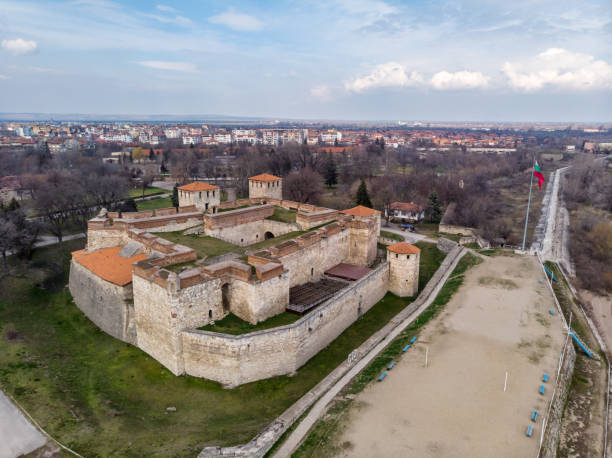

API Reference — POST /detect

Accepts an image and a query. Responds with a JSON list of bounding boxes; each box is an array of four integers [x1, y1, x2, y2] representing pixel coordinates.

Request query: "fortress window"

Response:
[[396, 253, 398, 259], [311, 267, 314, 276], [206, 191, 209, 198], [199, 192, 202, 198], [209, 310, 212, 319]]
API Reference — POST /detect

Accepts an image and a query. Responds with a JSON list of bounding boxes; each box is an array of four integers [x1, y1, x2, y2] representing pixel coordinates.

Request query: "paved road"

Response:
[[381, 224, 434, 244], [273, 249, 466, 457], [0, 391, 46, 458]]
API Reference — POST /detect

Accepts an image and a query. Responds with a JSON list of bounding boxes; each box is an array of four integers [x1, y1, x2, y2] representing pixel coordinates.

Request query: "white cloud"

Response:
[[502, 48, 612, 91], [155, 4, 176, 13], [430, 71, 490, 90], [1, 38, 38, 55], [147, 13, 191, 26], [138, 61, 196, 72], [310, 85, 331, 99], [209, 9, 263, 31], [345, 62, 423, 92], [0, 74, 9, 80]]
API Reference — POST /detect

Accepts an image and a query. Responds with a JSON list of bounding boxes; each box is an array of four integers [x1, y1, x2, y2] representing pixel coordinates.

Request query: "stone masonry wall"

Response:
[[181, 263, 389, 386], [278, 229, 351, 287], [228, 270, 290, 324], [132, 271, 224, 375], [69, 260, 137, 345], [388, 250, 420, 297], [205, 218, 297, 247], [249, 180, 282, 200]]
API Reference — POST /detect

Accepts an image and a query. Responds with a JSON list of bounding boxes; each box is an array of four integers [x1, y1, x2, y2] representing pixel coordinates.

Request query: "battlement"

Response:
[[204, 204, 275, 230]]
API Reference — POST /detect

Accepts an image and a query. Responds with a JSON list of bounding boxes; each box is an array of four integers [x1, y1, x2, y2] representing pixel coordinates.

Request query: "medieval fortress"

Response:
[[69, 174, 420, 387]]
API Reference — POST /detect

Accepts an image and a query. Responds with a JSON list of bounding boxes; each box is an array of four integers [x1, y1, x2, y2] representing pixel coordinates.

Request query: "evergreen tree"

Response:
[[172, 184, 179, 209], [7, 198, 20, 211], [355, 180, 372, 208], [427, 190, 442, 223], [324, 154, 338, 188]]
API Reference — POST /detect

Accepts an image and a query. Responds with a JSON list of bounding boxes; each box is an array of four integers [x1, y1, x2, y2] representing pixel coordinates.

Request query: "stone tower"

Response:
[[178, 182, 220, 213], [387, 242, 420, 297], [248, 174, 283, 200]]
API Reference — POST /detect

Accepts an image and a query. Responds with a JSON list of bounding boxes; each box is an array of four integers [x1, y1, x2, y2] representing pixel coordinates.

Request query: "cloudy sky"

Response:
[[0, 0, 611, 121]]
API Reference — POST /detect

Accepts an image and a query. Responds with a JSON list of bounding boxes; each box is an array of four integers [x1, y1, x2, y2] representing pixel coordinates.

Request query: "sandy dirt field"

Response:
[[337, 254, 565, 458]]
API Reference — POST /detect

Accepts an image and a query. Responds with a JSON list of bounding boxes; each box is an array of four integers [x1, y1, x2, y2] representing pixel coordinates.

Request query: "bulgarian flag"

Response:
[[533, 161, 545, 190]]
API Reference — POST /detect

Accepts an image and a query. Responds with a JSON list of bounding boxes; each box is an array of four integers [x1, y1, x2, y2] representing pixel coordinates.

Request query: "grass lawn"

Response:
[[266, 207, 297, 224], [199, 313, 300, 335], [154, 233, 244, 258], [380, 230, 403, 241], [128, 187, 167, 199], [136, 196, 174, 211], [0, 236, 444, 456], [156, 230, 312, 259]]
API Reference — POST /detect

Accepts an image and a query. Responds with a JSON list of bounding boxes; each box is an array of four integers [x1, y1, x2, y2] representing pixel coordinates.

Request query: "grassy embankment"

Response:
[[292, 252, 483, 457], [0, 239, 443, 456], [135, 196, 174, 211], [379, 230, 403, 241], [128, 187, 167, 199]]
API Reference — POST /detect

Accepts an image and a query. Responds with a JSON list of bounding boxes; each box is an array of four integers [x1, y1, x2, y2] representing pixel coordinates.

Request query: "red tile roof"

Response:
[[390, 202, 424, 212], [387, 242, 421, 255], [248, 173, 282, 182], [341, 205, 379, 217], [178, 182, 219, 192], [72, 247, 147, 286]]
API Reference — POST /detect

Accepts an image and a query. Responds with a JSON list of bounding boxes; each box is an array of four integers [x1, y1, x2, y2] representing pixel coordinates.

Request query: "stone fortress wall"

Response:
[[69, 260, 138, 345], [182, 263, 389, 386], [69, 174, 422, 387]]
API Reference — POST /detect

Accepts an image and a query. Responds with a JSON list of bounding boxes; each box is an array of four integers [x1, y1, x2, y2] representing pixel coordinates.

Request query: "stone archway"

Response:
[[264, 231, 275, 240]]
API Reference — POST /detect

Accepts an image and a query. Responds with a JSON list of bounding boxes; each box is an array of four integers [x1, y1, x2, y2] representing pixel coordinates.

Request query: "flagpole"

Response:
[[522, 155, 535, 251]]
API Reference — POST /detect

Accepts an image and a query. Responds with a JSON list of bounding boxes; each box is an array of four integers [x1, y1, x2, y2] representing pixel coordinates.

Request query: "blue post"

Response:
[[569, 331, 594, 358]]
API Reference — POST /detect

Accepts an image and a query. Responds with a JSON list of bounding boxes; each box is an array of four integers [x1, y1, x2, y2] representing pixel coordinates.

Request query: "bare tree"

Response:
[[284, 167, 323, 203]]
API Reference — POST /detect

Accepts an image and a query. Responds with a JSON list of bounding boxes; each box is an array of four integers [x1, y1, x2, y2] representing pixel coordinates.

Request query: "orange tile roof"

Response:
[[387, 242, 421, 255], [178, 182, 220, 192], [341, 205, 379, 217], [72, 247, 147, 286], [248, 173, 282, 182]]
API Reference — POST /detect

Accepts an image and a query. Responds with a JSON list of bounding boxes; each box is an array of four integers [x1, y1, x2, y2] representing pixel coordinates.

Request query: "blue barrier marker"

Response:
[[569, 331, 594, 358], [531, 410, 539, 422], [542, 373, 549, 383], [539, 385, 545, 395], [526, 425, 534, 437], [549, 309, 555, 315], [410, 337, 417, 344], [387, 361, 396, 370], [543, 265, 558, 282], [402, 344, 411, 352], [378, 371, 387, 382]]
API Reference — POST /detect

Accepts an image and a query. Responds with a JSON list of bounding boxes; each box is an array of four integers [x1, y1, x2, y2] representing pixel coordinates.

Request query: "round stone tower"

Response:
[[387, 242, 420, 297]]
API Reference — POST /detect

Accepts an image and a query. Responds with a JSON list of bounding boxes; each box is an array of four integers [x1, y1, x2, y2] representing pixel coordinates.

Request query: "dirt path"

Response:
[[336, 255, 565, 458]]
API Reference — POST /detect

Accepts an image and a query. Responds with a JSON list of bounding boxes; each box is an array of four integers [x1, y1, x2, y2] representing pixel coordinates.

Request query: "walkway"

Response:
[[0, 391, 46, 458]]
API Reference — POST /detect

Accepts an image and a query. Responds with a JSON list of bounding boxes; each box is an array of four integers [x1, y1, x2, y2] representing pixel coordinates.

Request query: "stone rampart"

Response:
[[181, 262, 389, 386], [438, 223, 475, 236], [437, 237, 459, 254], [204, 206, 298, 247], [69, 260, 137, 345]]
